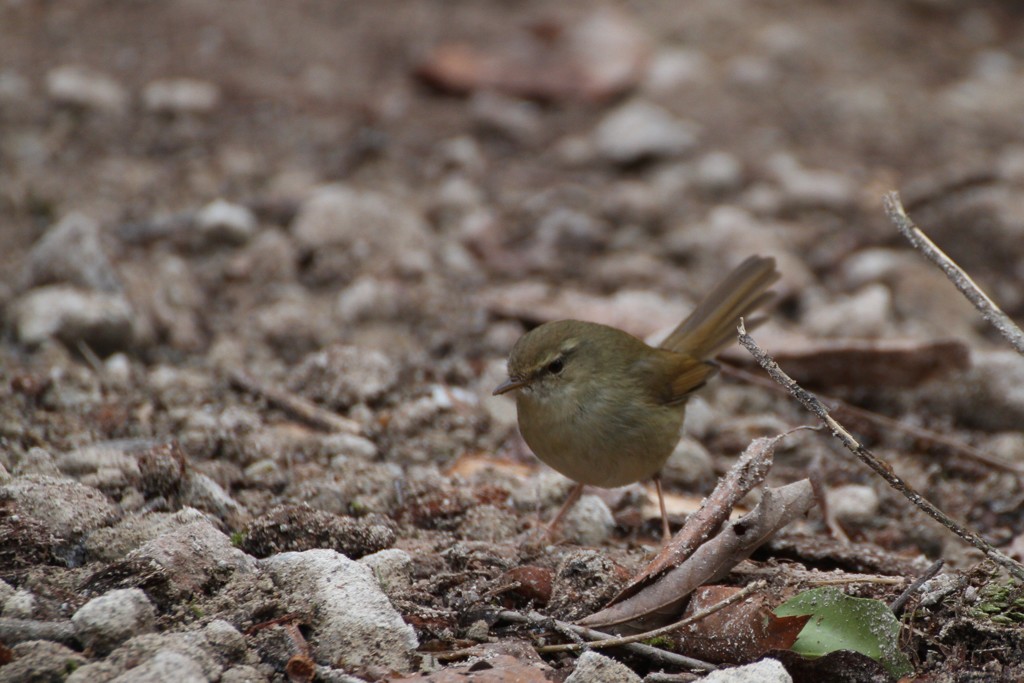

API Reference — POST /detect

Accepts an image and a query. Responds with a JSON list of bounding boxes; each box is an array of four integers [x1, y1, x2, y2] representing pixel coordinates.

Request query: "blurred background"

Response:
[[5, 2, 1024, 677]]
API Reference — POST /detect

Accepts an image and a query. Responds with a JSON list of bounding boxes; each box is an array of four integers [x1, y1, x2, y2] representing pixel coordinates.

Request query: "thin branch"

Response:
[[496, 610, 717, 672], [227, 369, 362, 434], [738, 322, 1024, 582], [536, 580, 766, 654], [885, 191, 1024, 358], [890, 559, 944, 616]]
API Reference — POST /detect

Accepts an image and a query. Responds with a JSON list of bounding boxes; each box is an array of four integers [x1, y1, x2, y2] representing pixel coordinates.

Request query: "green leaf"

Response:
[[774, 586, 913, 678]]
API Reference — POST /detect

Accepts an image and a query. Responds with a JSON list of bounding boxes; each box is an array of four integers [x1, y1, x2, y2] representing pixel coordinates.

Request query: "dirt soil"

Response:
[[4, 1, 1024, 682]]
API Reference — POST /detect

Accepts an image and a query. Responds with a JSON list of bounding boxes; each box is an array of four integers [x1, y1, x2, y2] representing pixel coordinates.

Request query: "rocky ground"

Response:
[[4, 1, 1024, 681]]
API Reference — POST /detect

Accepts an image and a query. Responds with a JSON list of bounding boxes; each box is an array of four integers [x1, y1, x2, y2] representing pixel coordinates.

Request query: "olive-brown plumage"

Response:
[[494, 255, 780, 538]]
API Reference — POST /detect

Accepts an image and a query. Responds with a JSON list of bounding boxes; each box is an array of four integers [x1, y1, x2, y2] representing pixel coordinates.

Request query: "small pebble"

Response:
[[142, 78, 221, 114], [46, 64, 127, 112]]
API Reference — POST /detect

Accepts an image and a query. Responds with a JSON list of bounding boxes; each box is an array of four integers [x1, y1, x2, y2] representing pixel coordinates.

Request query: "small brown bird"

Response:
[[494, 255, 779, 540]]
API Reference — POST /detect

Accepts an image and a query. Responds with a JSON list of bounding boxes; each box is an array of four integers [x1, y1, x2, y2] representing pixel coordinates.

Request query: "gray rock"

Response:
[[226, 229, 298, 284], [661, 437, 715, 489], [109, 651, 207, 683], [534, 208, 608, 253], [13, 447, 60, 477], [289, 344, 399, 409], [260, 549, 418, 670], [359, 548, 413, 597], [120, 252, 205, 352], [321, 432, 378, 461], [1, 475, 118, 539], [458, 504, 520, 543], [72, 588, 156, 654], [0, 579, 15, 606], [334, 276, 403, 324], [85, 508, 209, 562], [291, 184, 432, 279], [23, 213, 121, 292], [142, 78, 220, 114], [568, 7, 650, 100], [194, 199, 257, 247], [826, 484, 880, 527], [803, 284, 893, 337], [67, 615, 247, 682], [220, 665, 270, 683], [0, 641, 86, 683], [694, 151, 745, 193], [702, 658, 792, 683], [13, 285, 135, 351], [593, 100, 698, 164], [767, 153, 856, 210], [56, 441, 142, 485], [565, 651, 641, 683], [643, 47, 711, 93], [181, 471, 247, 527], [2, 589, 36, 619], [197, 619, 249, 665], [469, 91, 542, 143], [562, 494, 615, 546], [123, 515, 256, 601], [46, 64, 127, 112]]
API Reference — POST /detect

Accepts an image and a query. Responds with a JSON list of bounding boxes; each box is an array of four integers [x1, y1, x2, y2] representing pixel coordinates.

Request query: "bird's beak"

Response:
[[493, 377, 526, 396]]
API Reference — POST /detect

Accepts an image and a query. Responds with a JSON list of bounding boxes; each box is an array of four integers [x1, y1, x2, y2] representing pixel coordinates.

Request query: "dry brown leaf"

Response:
[[674, 585, 810, 664], [414, 9, 649, 102], [501, 566, 554, 605], [581, 479, 815, 631], [613, 435, 782, 605]]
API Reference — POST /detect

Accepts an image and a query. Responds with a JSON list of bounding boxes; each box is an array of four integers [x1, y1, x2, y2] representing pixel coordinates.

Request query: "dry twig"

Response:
[[885, 191, 1024, 358], [227, 369, 361, 434], [890, 559, 944, 616], [583, 480, 814, 629], [738, 322, 1024, 582], [495, 610, 717, 672], [536, 580, 766, 654]]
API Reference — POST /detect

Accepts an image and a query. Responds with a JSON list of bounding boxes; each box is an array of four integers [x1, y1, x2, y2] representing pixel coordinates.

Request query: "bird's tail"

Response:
[[659, 255, 780, 360]]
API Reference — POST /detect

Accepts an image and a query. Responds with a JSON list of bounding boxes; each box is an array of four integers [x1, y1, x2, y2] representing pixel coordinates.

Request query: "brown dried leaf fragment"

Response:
[[674, 585, 810, 664], [582, 479, 814, 631]]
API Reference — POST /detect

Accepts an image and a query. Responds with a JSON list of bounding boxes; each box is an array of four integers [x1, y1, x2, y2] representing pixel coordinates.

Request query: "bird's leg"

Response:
[[546, 482, 585, 538], [653, 473, 671, 542]]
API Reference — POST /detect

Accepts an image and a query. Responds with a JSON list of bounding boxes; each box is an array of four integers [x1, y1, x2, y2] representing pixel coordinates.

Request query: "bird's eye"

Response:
[[547, 359, 564, 375]]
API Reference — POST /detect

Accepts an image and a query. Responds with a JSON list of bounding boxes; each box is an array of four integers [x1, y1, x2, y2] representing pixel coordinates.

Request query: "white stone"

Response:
[[593, 100, 698, 164], [562, 494, 615, 546], [260, 549, 418, 670], [142, 78, 220, 113], [3, 589, 36, 619], [565, 651, 641, 683], [13, 286, 134, 350], [826, 484, 880, 527], [72, 588, 156, 654], [702, 658, 792, 683], [46, 65, 127, 112], [360, 548, 413, 595], [110, 651, 206, 683], [195, 199, 256, 245]]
